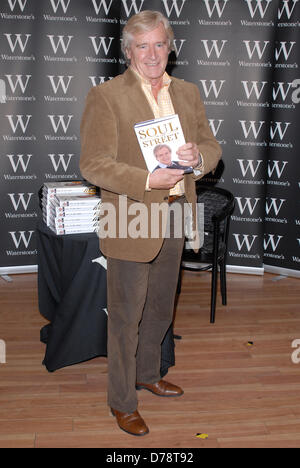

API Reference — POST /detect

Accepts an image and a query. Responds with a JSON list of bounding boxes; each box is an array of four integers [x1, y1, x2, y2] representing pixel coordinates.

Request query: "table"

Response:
[[37, 221, 175, 375]]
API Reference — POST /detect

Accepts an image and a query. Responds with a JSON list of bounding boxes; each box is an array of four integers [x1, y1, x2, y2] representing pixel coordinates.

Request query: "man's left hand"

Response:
[[176, 143, 200, 169]]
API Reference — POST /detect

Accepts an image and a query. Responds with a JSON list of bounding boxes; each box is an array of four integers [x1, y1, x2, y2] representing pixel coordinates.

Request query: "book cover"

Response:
[[134, 114, 193, 174]]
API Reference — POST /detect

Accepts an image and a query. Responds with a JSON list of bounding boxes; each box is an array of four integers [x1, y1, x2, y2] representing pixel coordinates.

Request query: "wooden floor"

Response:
[[0, 271, 300, 448]]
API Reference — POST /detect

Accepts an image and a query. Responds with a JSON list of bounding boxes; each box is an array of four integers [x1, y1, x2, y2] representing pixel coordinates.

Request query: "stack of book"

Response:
[[41, 181, 101, 235]]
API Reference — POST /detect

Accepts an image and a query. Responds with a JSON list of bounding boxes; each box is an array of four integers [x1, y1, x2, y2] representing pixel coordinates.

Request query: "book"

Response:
[[51, 220, 99, 230], [43, 181, 97, 196], [55, 214, 100, 224], [40, 181, 101, 235], [53, 194, 101, 208], [52, 226, 99, 235], [134, 114, 193, 174], [54, 206, 100, 217]]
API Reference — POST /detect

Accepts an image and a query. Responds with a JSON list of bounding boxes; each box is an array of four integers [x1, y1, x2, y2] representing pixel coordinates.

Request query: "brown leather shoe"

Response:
[[136, 379, 184, 397], [111, 408, 149, 436]]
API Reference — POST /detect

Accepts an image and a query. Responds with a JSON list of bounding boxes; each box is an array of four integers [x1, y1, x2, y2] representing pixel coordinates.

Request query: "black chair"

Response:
[[179, 185, 235, 323]]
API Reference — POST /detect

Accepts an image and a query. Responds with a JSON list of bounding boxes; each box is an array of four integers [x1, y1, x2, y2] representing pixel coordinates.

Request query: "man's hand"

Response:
[[177, 143, 200, 168], [148, 168, 184, 190]]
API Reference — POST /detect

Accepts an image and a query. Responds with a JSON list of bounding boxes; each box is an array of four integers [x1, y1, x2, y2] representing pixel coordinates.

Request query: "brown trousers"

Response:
[[107, 200, 185, 413]]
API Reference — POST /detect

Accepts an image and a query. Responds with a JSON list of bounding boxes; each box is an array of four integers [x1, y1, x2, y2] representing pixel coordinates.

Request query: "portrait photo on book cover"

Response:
[[152, 144, 192, 173]]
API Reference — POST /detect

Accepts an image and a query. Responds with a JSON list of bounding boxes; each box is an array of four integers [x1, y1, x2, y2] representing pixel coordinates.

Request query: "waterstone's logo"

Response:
[[45, 115, 77, 143], [3, 115, 36, 142]]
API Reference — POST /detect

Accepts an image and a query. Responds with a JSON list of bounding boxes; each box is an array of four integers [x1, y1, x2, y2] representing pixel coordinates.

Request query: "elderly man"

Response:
[[80, 10, 221, 436]]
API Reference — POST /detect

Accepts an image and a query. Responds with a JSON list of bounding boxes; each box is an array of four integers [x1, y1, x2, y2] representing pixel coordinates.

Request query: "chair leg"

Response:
[[210, 225, 220, 324], [220, 259, 227, 306], [210, 264, 218, 324], [177, 269, 182, 295]]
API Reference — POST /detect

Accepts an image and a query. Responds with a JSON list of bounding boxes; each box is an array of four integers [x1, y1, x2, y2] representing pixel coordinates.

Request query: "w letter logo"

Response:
[[7, 0, 28, 11], [161, 0, 187, 17], [49, 0, 71, 13], [203, 0, 229, 18]]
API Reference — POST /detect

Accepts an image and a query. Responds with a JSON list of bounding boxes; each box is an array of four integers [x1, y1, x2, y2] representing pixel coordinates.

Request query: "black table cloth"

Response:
[[37, 221, 175, 375]]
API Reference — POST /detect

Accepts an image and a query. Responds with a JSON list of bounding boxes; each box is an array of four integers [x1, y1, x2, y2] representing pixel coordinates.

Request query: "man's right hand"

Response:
[[148, 168, 184, 190]]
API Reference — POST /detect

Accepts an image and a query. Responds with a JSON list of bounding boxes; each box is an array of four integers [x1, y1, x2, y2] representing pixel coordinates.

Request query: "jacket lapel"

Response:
[[169, 79, 190, 139], [123, 68, 155, 123]]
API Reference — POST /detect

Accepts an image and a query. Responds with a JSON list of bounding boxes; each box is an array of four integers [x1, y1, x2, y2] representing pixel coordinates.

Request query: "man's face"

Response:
[[126, 22, 170, 84], [155, 146, 172, 165]]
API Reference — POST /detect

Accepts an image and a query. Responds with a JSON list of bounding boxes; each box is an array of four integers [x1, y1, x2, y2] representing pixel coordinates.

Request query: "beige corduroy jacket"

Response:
[[80, 68, 222, 262]]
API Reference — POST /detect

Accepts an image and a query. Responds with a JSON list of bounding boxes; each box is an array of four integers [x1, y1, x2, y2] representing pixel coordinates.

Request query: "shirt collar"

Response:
[[130, 66, 172, 89]]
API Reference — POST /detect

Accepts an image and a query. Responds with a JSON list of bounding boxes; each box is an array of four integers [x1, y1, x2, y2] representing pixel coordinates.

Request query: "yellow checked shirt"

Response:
[[132, 68, 185, 196]]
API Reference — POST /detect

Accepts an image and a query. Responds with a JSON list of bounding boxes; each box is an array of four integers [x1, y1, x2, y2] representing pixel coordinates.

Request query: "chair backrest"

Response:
[[196, 185, 235, 235]]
